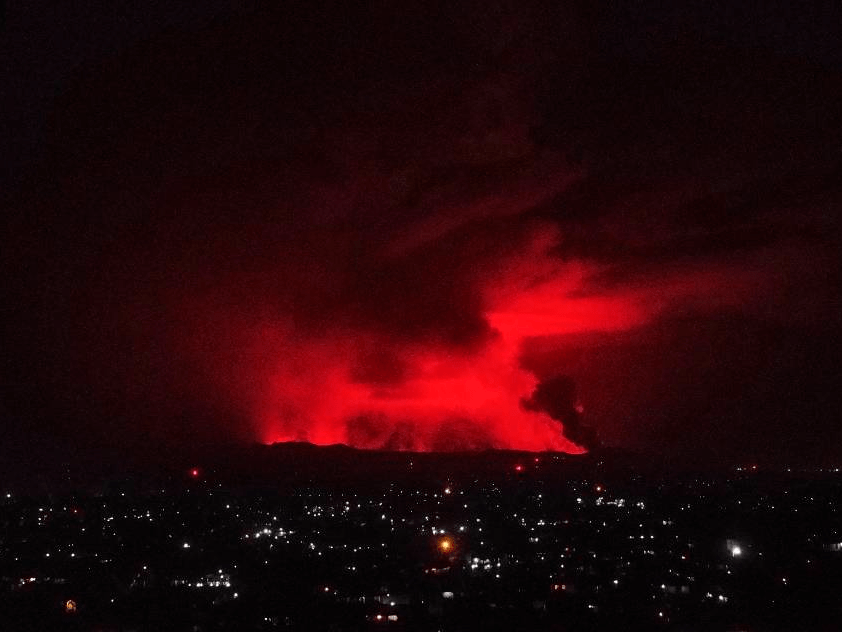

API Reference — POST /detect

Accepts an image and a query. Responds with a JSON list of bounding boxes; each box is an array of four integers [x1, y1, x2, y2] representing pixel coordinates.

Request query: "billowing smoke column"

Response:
[[233, 225, 644, 454], [174, 217, 776, 453], [522, 375, 599, 452]]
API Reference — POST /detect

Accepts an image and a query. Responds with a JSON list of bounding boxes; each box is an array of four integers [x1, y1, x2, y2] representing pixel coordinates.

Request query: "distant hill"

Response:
[[0, 438, 735, 494]]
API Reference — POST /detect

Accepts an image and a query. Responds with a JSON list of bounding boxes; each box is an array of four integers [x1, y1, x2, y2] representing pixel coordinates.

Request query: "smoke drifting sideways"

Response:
[[236, 181, 792, 453], [189, 218, 764, 454]]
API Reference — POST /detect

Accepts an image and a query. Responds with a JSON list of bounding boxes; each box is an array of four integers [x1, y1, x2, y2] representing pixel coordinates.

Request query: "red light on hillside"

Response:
[[514, 464, 524, 472], [190, 468, 199, 478]]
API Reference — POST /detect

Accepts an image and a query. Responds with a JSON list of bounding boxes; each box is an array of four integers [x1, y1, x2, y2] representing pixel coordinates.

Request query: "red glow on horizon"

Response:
[[244, 230, 643, 453], [194, 224, 762, 454], [255, 324, 587, 452], [243, 231, 644, 453]]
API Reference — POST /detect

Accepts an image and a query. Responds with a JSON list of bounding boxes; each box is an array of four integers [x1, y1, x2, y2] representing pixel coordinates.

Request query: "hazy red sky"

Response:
[[2, 1, 841, 464]]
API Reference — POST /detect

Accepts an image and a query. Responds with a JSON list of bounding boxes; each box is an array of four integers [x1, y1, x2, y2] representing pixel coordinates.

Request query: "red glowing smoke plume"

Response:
[[208, 225, 654, 453], [193, 211, 773, 453]]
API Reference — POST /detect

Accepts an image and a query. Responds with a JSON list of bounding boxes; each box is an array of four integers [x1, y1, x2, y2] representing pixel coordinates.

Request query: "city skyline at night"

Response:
[[2, 2, 841, 629]]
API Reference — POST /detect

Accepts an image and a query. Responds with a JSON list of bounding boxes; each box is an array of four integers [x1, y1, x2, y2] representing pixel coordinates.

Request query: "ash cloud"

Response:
[[522, 375, 599, 451]]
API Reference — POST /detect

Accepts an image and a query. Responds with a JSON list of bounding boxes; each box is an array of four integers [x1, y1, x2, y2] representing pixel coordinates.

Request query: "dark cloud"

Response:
[[522, 375, 599, 451]]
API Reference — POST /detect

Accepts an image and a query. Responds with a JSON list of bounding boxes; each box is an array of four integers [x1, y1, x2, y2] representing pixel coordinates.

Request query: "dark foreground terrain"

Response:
[[2, 443, 842, 631]]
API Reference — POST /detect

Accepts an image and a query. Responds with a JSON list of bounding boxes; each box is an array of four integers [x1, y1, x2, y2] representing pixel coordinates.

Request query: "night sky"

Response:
[[2, 1, 841, 467]]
